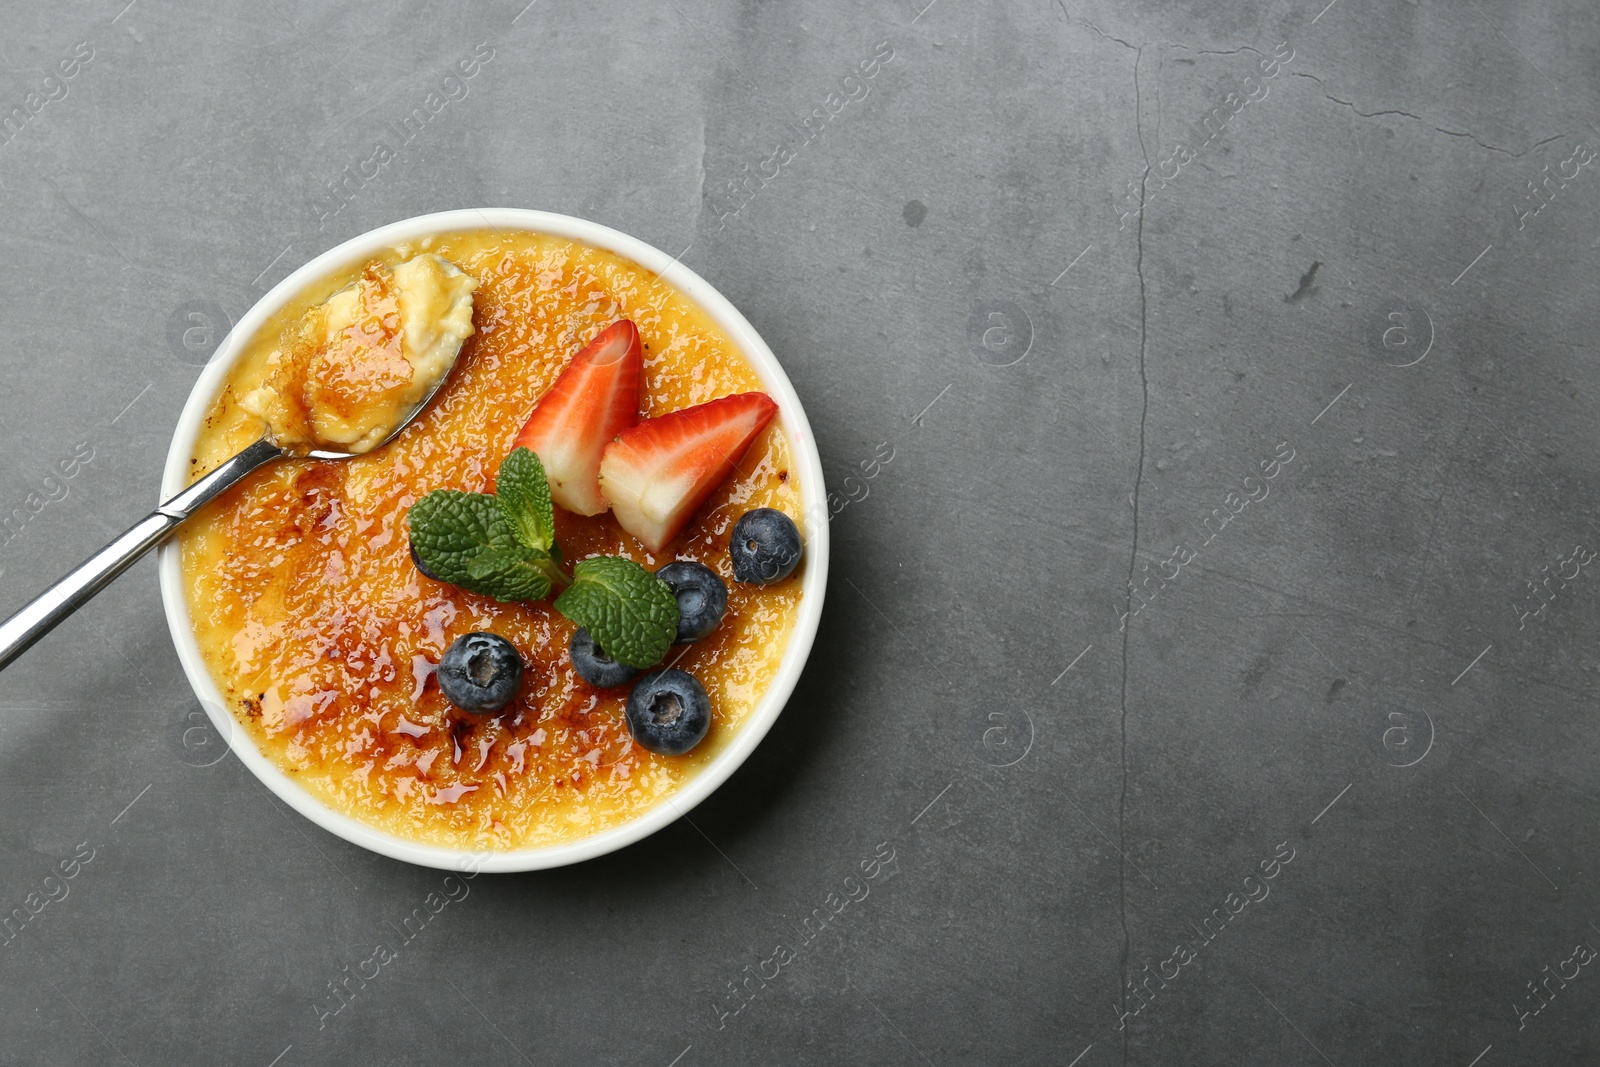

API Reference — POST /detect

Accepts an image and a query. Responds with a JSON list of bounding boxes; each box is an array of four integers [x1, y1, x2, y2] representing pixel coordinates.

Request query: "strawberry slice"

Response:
[[512, 320, 642, 516], [600, 392, 779, 552]]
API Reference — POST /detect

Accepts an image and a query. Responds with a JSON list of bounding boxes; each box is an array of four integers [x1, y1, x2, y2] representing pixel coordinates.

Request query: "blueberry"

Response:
[[729, 508, 802, 585], [625, 669, 711, 755], [410, 540, 443, 582], [656, 561, 728, 643], [437, 632, 522, 713], [569, 628, 639, 688]]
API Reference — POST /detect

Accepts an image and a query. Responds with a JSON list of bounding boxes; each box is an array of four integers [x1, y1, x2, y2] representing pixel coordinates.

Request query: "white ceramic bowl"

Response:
[[158, 209, 828, 872]]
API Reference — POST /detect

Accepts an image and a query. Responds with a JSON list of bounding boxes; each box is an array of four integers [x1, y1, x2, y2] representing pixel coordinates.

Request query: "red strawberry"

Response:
[[599, 392, 779, 552], [512, 320, 642, 515]]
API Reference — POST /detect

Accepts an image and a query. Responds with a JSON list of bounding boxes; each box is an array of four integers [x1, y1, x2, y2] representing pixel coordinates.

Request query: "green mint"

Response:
[[554, 556, 680, 668], [407, 490, 511, 589], [466, 546, 553, 602], [496, 447, 556, 554], [406, 450, 679, 666]]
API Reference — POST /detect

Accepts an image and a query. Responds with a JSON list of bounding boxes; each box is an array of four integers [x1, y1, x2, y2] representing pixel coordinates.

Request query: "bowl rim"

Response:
[[156, 208, 829, 873]]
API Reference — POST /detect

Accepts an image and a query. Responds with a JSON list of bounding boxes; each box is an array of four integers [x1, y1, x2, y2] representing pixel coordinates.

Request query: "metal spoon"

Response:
[[0, 358, 461, 672]]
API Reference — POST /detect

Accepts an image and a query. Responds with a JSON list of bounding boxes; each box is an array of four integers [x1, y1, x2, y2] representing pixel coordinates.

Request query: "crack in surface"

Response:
[[1323, 95, 1567, 156], [1118, 42, 1154, 1067], [1053, 2, 1139, 54], [1325, 96, 1424, 122]]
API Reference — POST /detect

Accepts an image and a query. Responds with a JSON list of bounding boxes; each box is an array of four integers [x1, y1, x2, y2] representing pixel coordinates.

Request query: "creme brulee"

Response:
[[179, 230, 802, 851]]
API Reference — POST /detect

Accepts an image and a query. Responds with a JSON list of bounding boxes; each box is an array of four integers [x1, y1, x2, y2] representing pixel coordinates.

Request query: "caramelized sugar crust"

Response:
[[258, 262, 411, 449], [180, 231, 802, 851], [303, 264, 413, 431]]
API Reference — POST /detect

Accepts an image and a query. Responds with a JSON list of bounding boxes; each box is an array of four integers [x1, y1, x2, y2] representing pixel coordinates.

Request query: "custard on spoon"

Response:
[[242, 253, 477, 454]]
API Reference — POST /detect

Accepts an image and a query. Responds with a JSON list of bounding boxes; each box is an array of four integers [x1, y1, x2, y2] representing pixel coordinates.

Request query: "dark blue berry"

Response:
[[410, 540, 443, 581], [730, 508, 801, 585], [438, 632, 522, 713], [570, 628, 639, 688], [625, 669, 711, 755], [656, 561, 728, 643]]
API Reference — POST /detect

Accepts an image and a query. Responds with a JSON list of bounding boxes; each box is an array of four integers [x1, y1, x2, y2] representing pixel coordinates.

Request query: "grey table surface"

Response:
[[0, 0, 1596, 1064]]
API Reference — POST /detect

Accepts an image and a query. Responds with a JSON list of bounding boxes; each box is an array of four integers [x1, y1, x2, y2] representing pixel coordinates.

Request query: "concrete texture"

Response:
[[0, 0, 1597, 1063]]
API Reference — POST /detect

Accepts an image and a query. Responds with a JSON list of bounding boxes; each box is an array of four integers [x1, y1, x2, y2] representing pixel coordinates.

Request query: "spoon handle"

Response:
[[0, 437, 282, 672]]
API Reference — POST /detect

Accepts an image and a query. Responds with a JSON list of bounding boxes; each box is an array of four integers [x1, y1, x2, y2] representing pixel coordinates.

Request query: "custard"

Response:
[[180, 230, 802, 851], [240, 253, 477, 454]]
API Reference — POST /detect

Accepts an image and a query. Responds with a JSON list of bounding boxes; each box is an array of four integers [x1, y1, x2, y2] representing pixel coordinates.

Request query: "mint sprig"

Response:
[[496, 447, 556, 554], [408, 491, 512, 590], [467, 546, 552, 602], [406, 449, 679, 667], [554, 557, 680, 668]]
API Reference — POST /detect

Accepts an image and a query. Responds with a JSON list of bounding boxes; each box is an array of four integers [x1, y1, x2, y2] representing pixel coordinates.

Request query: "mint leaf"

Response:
[[554, 556, 679, 668], [408, 491, 511, 588], [496, 447, 556, 554], [408, 456, 572, 603], [466, 546, 553, 602]]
